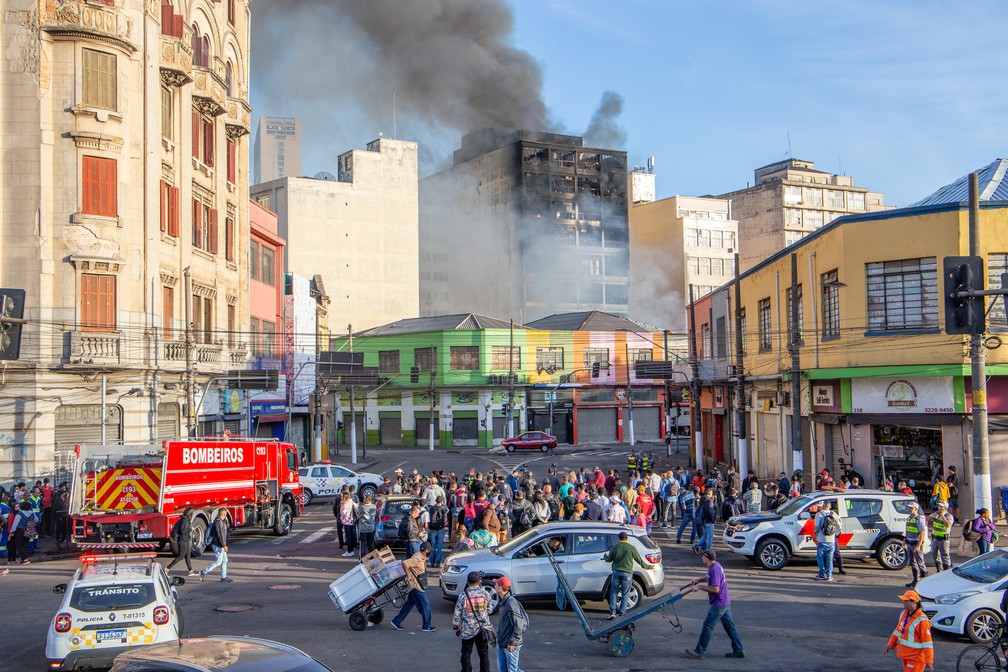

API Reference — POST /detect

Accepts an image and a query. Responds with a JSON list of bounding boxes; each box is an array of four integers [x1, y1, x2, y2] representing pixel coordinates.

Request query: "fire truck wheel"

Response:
[[190, 518, 208, 557], [349, 610, 368, 631], [273, 502, 293, 536]]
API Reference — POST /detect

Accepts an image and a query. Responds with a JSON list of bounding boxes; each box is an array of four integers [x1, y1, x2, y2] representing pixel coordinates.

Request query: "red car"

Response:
[[501, 431, 557, 453]]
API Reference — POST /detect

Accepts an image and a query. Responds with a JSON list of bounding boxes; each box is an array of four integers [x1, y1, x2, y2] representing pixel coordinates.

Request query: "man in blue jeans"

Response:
[[676, 487, 698, 545], [685, 550, 744, 660], [391, 543, 436, 632], [603, 531, 654, 619], [692, 489, 717, 554]]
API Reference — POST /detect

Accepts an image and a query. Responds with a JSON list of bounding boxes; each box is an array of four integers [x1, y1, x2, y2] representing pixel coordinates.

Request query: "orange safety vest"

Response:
[[887, 608, 934, 665]]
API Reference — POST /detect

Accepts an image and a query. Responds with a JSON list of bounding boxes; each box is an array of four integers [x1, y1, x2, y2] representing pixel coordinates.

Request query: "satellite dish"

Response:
[[314, 171, 336, 181]]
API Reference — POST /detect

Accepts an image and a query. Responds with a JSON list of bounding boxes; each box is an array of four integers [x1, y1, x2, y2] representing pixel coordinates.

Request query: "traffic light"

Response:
[[591, 361, 600, 378], [943, 256, 985, 335], [0, 288, 25, 360], [410, 366, 420, 383]]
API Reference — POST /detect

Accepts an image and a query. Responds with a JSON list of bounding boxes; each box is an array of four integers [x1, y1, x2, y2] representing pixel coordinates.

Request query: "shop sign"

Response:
[[812, 384, 834, 410], [250, 400, 286, 416], [850, 377, 954, 414], [377, 393, 402, 407], [878, 444, 904, 459], [453, 392, 477, 405], [714, 388, 724, 407]]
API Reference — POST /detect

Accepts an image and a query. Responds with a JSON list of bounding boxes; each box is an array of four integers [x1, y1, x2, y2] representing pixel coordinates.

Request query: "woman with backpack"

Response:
[[8, 500, 37, 565], [969, 508, 997, 555], [166, 507, 195, 575]]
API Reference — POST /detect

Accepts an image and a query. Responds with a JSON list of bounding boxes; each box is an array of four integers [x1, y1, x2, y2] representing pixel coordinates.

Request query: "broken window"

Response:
[[522, 146, 549, 165], [577, 152, 601, 171], [577, 177, 600, 197], [550, 149, 575, 169], [551, 175, 575, 194]]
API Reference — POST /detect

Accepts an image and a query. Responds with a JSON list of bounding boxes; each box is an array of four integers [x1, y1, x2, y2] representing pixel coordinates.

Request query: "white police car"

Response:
[[46, 553, 185, 671], [298, 462, 383, 505]]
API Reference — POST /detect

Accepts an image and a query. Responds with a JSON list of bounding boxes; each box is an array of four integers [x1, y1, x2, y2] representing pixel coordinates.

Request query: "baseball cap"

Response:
[[637, 484, 645, 492], [907, 500, 919, 509], [937, 500, 948, 508], [898, 589, 921, 601], [493, 576, 511, 590]]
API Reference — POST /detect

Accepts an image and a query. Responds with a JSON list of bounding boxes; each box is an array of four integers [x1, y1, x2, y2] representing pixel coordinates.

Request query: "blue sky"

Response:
[[250, 1, 1006, 208], [507, 0, 1007, 206]]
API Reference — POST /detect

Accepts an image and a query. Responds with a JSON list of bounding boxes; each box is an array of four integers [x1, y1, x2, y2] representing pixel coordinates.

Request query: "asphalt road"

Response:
[[10, 444, 975, 672]]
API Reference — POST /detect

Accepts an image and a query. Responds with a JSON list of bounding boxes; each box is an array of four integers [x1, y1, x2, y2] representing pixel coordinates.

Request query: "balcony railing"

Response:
[[160, 34, 193, 87], [44, 2, 136, 53], [68, 330, 121, 365], [192, 63, 227, 117]]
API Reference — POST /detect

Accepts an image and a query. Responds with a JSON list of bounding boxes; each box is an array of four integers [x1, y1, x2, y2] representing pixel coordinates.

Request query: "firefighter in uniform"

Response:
[[927, 501, 953, 573], [641, 453, 651, 474], [627, 452, 637, 478], [884, 589, 934, 672]]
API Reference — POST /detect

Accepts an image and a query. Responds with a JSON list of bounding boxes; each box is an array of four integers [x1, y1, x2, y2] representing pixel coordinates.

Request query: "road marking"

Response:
[[271, 530, 304, 544], [300, 527, 334, 544]]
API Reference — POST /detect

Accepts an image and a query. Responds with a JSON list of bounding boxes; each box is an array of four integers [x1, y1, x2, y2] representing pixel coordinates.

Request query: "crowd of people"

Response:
[[0, 478, 70, 567]]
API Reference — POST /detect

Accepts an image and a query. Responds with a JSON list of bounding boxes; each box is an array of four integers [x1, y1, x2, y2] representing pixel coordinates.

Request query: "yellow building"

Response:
[[694, 160, 1008, 511]]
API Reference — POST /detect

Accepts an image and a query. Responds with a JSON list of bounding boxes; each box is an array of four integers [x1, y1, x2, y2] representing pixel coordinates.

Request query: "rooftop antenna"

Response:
[[393, 90, 397, 140], [787, 132, 792, 159]]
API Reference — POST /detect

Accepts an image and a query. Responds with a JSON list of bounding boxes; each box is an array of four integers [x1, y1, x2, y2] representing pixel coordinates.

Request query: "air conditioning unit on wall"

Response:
[[776, 391, 790, 407]]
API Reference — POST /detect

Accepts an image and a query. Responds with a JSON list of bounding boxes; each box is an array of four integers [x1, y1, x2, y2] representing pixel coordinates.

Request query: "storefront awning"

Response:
[[988, 415, 1008, 432], [810, 412, 965, 428], [254, 414, 288, 423]]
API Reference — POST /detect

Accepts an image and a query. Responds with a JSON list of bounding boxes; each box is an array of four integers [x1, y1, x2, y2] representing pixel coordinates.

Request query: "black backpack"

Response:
[[397, 515, 411, 540], [546, 496, 560, 520], [515, 504, 532, 529], [429, 505, 447, 531]]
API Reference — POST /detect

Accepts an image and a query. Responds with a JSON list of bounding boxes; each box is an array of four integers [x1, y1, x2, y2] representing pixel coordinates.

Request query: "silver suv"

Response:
[[723, 489, 916, 571], [440, 522, 664, 610]]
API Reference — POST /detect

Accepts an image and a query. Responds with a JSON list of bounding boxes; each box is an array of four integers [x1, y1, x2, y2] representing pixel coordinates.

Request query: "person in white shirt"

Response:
[[608, 495, 627, 523]]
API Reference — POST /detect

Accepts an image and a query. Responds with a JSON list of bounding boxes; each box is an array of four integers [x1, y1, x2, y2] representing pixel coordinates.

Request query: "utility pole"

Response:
[[183, 267, 195, 437], [507, 319, 515, 438], [734, 253, 748, 477], [664, 329, 672, 458], [349, 324, 357, 465], [428, 344, 436, 451], [789, 253, 804, 483], [624, 340, 635, 446], [969, 172, 991, 513], [313, 310, 322, 462], [688, 284, 702, 470]]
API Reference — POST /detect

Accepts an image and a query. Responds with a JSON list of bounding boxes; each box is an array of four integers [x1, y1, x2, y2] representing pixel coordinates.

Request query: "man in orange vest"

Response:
[[884, 589, 934, 672]]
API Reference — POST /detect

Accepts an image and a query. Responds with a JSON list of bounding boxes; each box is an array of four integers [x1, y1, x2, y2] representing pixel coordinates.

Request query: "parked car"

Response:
[[374, 495, 419, 549], [501, 431, 557, 453], [440, 521, 663, 611], [109, 636, 333, 671], [918, 548, 1008, 643], [298, 463, 383, 505], [46, 552, 185, 671], [722, 489, 916, 571]]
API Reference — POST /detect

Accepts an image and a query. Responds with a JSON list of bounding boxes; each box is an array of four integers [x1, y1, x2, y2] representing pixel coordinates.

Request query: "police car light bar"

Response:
[[80, 552, 158, 564]]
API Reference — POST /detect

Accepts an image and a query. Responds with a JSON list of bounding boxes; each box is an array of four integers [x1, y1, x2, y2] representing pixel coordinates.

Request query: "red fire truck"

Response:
[[70, 437, 302, 555]]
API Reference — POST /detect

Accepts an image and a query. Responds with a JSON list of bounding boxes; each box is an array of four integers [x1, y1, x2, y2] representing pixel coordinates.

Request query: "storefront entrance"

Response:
[[874, 425, 942, 506]]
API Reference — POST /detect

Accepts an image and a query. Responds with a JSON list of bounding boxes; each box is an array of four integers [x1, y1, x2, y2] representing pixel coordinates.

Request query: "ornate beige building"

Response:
[[0, 0, 252, 479]]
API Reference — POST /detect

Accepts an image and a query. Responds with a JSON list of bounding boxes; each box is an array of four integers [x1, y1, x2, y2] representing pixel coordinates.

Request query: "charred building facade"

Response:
[[420, 129, 630, 322]]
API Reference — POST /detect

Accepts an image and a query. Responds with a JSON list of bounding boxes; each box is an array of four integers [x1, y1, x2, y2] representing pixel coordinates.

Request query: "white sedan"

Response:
[[917, 548, 1008, 643]]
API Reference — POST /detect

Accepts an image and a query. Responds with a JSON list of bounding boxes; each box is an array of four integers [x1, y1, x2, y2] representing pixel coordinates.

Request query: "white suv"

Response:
[[722, 489, 916, 571], [46, 553, 185, 671], [298, 463, 383, 505]]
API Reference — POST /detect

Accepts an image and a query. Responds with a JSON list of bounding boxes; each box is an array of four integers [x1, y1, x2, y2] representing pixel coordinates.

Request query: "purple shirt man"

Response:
[[685, 549, 744, 660]]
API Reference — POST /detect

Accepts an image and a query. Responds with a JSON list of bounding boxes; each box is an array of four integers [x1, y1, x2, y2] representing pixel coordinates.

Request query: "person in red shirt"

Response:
[[40, 478, 53, 538], [636, 485, 655, 535], [592, 467, 606, 492], [691, 470, 706, 493]]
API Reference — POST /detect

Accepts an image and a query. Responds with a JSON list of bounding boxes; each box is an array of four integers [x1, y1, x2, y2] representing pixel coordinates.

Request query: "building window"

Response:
[[583, 347, 609, 371], [250, 240, 261, 281], [449, 346, 480, 371], [161, 85, 173, 140], [715, 317, 728, 359], [866, 257, 939, 331], [82, 49, 116, 111], [225, 215, 235, 262], [81, 274, 116, 332], [249, 317, 260, 355], [535, 347, 564, 371], [226, 304, 235, 347], [605, 284, 628, 305], [414, 347, 436, 372], [192, 295, 213, 344], [491, 346, 520, 371], [784, 230, 804, 246], [260, 320, 275, 357], [191, 108, 214, 166], [758, 298, 772, 352], [161, 0, 184, 38], [228, 0, 236, 24], [784, 208, 802, 227], [629, 348, 652, 366], [261, 246, 275, 286], [191, 25, 210, 67], [848, 192, 865, 211], [805, 210, 824, 229], [82, 156, 117, 217], [225, 62, 234, 97], [803, 187, 823, 207], [191, 198, 217, 253], [701, 324, 711, 358], [162, 285, 173, 339], [989, 253, 1008, 328], [826, 190, 846, 209], [379, 350, 400, 374], [226, 140, 236, 184], [822, 269, 841, 339], [784, 185, 802, 205], [160, 180, 179, 236], [787, 284, 804, 344], [739, 307, 747, 355]]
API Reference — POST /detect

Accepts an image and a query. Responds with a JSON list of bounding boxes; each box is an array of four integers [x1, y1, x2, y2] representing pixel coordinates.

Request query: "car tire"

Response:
[[540, 445, 549, 453], [480, 579, 501, 614], [360, 484, 377, 501], [603, 577, 644, 611], [875, 537, 908, 570], [506, 444, 515, 453], [273, 502, 293, 536], [300, 488, 314, 507], [755, 537, 789, 571], [190, 518, 207, 558], [966, 608, 1004, 643]]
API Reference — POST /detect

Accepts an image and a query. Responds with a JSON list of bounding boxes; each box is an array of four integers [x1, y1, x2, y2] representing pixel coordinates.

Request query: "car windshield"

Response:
[[70, 583, 155, 612], [775, 495, 813, 517], [953, 549, 1008, 583], [494, 527, 541, 555]]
